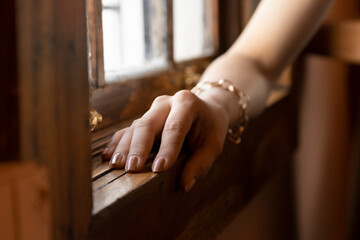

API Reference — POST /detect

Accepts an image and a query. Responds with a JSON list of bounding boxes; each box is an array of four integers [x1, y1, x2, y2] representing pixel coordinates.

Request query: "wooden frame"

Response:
[[15, 0, 92, 238], [88, 0, 106, 88]]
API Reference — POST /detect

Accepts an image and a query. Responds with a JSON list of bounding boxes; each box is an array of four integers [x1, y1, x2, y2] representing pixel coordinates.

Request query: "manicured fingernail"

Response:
[[109, 152, 122, 168], [126, 156, 139, 172], [185, 178, 196, 193], [152, 158, 165, 172]]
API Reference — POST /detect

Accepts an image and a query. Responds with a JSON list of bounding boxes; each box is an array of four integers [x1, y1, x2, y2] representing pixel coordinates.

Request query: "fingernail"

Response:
[[152, 158, 165, 172], [185, 178, 196, 193], [109, 152, 122, 168], [126, 156, 139, 172]]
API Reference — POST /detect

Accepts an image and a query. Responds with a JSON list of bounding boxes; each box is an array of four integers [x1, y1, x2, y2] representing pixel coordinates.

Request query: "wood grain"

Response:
[[16, 0, 92, 238]]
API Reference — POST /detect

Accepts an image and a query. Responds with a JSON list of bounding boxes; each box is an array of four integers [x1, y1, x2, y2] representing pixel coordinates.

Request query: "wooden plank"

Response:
[[16, 0, 92, 239], [88, 88, 299, 239], [92, 169, 127, 192], [92, 164, 158, 215], [306, 20, 360, 64], [92, 159, 112, 180]]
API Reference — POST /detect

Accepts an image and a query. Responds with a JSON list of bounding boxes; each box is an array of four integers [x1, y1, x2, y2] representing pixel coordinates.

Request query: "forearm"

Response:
[[231, 0, 335, 79], [198, 0, 335, 125], [199, 54, 271, 124]]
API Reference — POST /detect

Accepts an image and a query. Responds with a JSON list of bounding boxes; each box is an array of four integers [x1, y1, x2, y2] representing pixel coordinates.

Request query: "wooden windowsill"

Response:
[[88, 77, 295, 239]]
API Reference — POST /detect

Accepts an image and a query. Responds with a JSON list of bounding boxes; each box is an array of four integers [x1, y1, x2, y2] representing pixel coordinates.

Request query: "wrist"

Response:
[[191, 79, 250, 144], [195, 87, 240, 125]]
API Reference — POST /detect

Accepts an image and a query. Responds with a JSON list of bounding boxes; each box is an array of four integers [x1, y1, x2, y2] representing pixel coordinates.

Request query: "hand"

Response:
[[101, 89, 230, 192]]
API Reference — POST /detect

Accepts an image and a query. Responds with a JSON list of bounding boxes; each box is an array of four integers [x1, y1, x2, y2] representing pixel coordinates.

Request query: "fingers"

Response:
[[125, 113, 166, 172], [109, 126, 134, 168], [152, 90, 198, 172], [104, 89, 221, 190], [180, 141, 223, 192], [109, 95, 171, 171], [101, 129, 125, 160]]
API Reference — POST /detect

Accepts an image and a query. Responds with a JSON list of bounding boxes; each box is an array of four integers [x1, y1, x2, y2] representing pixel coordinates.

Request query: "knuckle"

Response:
[[174, 90, 197, 104], [152, 95, 168, 105], [113, 130, 123, 139], [174, 90, 198, 112], [164, 120, 185, 134], [134, 119, 155, 134], [108, 130, 123, 146], [124, 127, 133, 135]]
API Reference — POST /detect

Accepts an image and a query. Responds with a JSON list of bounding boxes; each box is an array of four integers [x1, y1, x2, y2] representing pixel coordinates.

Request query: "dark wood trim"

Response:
[[348, 66, 360, 240], [0, 0, 19, 162], [218, 0, 242, 53], [88, 0, 105, 88], [16, 0, 92, 238]]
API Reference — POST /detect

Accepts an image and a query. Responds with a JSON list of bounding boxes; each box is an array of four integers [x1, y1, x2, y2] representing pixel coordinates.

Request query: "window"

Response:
[[11, 0, 301, 238], [102, 0, 167, 80]]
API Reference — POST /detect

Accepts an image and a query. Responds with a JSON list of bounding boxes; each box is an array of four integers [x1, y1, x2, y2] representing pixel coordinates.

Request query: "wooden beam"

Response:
[[306, 20, 360, 64], [16, 0, 92, 238]]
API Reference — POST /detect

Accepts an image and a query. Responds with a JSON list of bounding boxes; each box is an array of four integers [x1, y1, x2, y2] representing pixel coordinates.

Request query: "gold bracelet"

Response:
[[191, 79, 250, 144]]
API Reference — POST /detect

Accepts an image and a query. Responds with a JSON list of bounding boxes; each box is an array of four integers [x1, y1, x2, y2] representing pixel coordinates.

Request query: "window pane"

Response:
[[102, 0, 167, 82], [174, 0, 217, 62]]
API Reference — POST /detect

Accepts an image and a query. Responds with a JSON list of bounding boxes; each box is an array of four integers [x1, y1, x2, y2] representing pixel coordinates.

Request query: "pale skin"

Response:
[[102, 0, 335, 192]]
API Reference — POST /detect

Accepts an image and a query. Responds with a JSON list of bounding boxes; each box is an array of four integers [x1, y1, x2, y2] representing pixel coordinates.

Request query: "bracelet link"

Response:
[[191, 79, 250, 144]]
